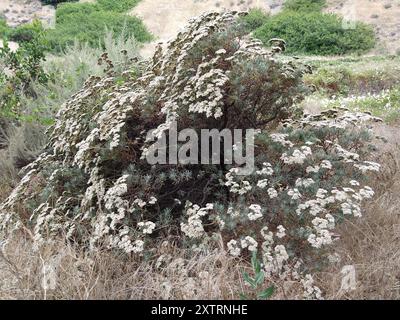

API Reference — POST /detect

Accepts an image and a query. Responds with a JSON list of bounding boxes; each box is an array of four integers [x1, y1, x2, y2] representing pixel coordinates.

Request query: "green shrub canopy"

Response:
[[253, 11, 375, 55], [47, 2, 151, 52], [239, 8, 270, 32]]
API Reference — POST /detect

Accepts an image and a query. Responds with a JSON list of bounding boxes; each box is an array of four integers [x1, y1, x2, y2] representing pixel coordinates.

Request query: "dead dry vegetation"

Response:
[[317, 123, 400, 299]]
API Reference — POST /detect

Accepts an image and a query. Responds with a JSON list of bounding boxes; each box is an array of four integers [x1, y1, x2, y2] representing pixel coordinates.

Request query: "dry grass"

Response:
[[318, 123, 400, 299], [0, 233, 251, 300], [320, 187, 400, 299]]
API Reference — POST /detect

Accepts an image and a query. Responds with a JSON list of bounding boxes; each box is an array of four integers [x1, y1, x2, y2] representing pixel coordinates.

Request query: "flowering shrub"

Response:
[[0, 11, 382, 299], [217, 111, 381, 297]]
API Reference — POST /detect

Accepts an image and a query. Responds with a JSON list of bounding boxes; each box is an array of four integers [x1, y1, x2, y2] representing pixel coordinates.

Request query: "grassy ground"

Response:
[[303, 55, 400, 123]]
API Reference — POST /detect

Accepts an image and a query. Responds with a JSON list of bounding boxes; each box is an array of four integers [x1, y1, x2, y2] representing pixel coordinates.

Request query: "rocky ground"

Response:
[[0, 0, 55, 28]]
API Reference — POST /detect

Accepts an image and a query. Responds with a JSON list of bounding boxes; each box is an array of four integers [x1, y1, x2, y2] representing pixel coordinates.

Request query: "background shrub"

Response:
[[253, 11, 375, 55], [47, 2, 151, 52], [0, 16, 11, 39], [8, 20, 46, 43], [304, 55, 400, 95], [97, 0, 141, 13], [239, 8, 270, 32], [54, 2, 102, 24], [0, 25, 49, 121]]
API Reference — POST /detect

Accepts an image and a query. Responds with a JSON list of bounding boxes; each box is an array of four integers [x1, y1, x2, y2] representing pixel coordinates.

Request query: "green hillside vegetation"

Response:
[[246, 0, 375, 55], [1, 1, 151, 53], [47, 1, 151, 52]]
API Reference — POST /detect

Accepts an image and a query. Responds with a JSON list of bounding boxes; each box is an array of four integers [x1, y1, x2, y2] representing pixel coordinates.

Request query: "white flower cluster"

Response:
[[256, 162, 274, 176], [276, 225, 286, 238], [224, 168, 252, 194], [109, 226, 145, 254], [227, 239, 241, 257], [301, 274, 323, 300], [240, 236, 258, 252], [270, 133, 294, 147], [353, 161, 381, 173], [281, 146, 312, 165], [180, 203, 214, 238], [138, 221, 156, 234], [248, 204, 263, 221], [267, 187, 278, 199], [307, 215, 336, 249], [287, 188, 302, 200]]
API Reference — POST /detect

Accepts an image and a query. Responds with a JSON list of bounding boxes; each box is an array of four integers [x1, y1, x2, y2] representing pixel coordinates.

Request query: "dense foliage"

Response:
[[97, 0, 142, 13], [0, 25, 49, 121], [0, 17, 11, 39], [239, 8, 270, 32], [46, 2, 151, 52], [253, 11, 375, 55]]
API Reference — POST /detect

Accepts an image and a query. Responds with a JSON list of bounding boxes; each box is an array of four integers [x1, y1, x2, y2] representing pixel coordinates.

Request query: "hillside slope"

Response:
[[325, 0, 400, 54], [131, 0, 400, 57], [129, 0, 274, 57]]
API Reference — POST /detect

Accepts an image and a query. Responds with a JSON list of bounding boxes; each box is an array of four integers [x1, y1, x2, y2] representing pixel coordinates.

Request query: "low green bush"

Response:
[[239, 8, 269, 32], [97, 0, 141, 13], [325, 87, 400, 123], [0, 24, 49, 120], [8, 20, 46, 43], [305, 55, 400, 95], [253, 11, 375, 55], [47, 2, 151, 52], [0, 17, 11, 39], [55, 2, 102, 24]]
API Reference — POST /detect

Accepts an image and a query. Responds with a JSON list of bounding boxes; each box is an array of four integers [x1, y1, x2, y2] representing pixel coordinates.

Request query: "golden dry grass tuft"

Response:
[[0, 233, 251, 299], [319, 123, 400, 299]]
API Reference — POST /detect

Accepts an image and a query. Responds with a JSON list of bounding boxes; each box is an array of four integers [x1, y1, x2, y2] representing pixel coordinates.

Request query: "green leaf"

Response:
[[239, 293, 248, 300], [242, 272, 257, 289], [254, 270, 265, 286], [258, 286, 275, 300], [251, 251, 261, 274]]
